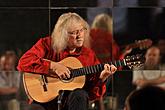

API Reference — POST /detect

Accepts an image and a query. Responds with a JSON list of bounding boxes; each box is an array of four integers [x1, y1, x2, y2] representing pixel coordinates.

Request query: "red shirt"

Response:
[[90, 29, 125, 68], [17, 36, 106, 100]]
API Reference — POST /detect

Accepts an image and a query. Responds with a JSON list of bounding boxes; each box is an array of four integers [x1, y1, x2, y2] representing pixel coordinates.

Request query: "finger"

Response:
[[63, 68, 70, 79], [62, 72, 70, 79], [58, 72, 64, 79], [58, 71, 66, 79], [65, 71, 70, 79], [62, 73, 67, 79], [104, 64, 110, 71], [107, 64, 111, 71], [53, 68, 57, 72], [110, 65, 117, 73], [66, 68, 71, 75]]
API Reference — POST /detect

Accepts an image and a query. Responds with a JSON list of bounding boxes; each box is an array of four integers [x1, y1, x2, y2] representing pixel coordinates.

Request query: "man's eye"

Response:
[[69, 31, 76, 35], [68, 32, 74, 34], [80, 29, 83, 32]]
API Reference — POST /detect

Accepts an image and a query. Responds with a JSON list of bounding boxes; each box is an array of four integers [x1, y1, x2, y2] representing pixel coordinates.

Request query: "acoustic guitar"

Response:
[[23, 55, 142, 103]]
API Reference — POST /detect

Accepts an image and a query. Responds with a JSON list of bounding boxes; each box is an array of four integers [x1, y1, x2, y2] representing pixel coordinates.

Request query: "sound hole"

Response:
[[61, 77, 74, 83]]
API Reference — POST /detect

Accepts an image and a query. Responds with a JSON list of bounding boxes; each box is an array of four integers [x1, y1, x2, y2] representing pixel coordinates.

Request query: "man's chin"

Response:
[[146, 63, 157, 68], [76, 43, 83, 47]]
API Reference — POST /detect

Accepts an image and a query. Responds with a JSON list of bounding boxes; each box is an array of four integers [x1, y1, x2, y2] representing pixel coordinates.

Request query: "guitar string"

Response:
[[71, 60, 126, 77]]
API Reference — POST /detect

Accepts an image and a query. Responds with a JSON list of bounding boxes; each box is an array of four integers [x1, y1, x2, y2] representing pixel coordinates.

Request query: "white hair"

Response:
[[51, 12, 90, 53]]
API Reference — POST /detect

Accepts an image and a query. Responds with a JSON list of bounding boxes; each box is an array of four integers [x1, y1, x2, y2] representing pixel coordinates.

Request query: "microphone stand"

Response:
[[57, 90, 64, 110]]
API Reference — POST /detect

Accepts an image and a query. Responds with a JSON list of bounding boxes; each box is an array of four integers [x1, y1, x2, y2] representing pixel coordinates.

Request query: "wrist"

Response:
[[99, 78, 107, 83], [101, 78, 107, 82], [50, 61, 57, 70]]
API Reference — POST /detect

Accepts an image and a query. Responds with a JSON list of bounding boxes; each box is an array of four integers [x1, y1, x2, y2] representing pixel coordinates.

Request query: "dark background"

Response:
[[0, 0, 98, 7], [0, 1, 164, 109], [0, 8, 87, 55]]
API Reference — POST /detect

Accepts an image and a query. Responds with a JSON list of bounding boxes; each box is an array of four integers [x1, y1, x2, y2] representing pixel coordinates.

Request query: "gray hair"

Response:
[[51, 12, 90, 53], [91, 13, 112, 33]]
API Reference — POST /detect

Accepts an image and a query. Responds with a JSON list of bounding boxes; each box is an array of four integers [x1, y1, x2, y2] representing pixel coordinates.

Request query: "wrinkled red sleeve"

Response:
[[81, 49, 106, 101], [17, 37, 51, 74], [86, 76, 106, 101]]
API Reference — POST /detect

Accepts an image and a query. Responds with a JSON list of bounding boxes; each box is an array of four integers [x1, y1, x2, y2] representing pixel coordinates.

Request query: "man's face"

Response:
[[0, 56, 14, 71], [67, 23, 86, 49], [145, 47, 160, 66], [0, 56, 6, 70]]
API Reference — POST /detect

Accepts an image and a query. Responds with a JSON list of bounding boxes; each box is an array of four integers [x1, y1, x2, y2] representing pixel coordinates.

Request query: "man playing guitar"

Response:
[[17, 12, 117, 110]]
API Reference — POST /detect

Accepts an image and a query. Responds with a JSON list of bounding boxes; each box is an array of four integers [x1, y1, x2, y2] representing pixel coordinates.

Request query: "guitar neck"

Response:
[[71, 59, 127, 78]]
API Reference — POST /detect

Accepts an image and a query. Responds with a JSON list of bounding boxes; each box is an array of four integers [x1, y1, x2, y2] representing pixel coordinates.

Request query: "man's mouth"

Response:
[[77, 39, 83, 41]]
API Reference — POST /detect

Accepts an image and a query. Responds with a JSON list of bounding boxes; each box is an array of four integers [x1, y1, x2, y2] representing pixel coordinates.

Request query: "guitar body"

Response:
[[23, 57, 85, 103]]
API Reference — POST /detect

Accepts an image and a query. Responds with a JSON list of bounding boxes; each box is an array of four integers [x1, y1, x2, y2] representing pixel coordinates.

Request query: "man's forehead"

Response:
[[147, 48, 160, 54], [68, 23, 83, 30]]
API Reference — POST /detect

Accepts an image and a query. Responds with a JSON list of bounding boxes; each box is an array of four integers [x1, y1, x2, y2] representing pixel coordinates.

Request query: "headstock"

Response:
[[125, 54, 144, 69]]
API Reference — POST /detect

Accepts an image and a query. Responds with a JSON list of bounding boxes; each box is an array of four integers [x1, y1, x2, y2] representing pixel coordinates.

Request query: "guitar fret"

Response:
[[84, 67, 88, 75], [87, 66, 91, 74], [77, 69, 81, 76], [122, 60, 126, 66], [118, 60, 121, 66], [77, 68, 82, 76], [89, 66, 92, 74], [86, 66, 90, 74], [85, 67, 89, 74], [101, 64, 104, 71], [80, 68, 84, 76], [116, 61, 120, 67], [76, 70, 80, 76], [90, 66, 94, 74], [123, 59, 127, 66], [96, 64, 100, 72], [76, 69, 82, 77], [88, 66, 92, 74], [98, 64, 103, 71], [93, 66, 97, 73]]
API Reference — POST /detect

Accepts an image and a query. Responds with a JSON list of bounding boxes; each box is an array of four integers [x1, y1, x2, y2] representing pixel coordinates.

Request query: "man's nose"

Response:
[[76, 33, 81, 39], [77, 30, 81, 36]]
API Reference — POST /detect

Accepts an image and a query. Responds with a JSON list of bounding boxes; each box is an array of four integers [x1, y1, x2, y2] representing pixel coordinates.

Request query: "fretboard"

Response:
[[71, 59, 127, 78]]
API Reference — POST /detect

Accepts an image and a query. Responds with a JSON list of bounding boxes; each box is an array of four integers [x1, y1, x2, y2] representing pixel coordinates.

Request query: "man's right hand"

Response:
[[50, 61, 71, 79]]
